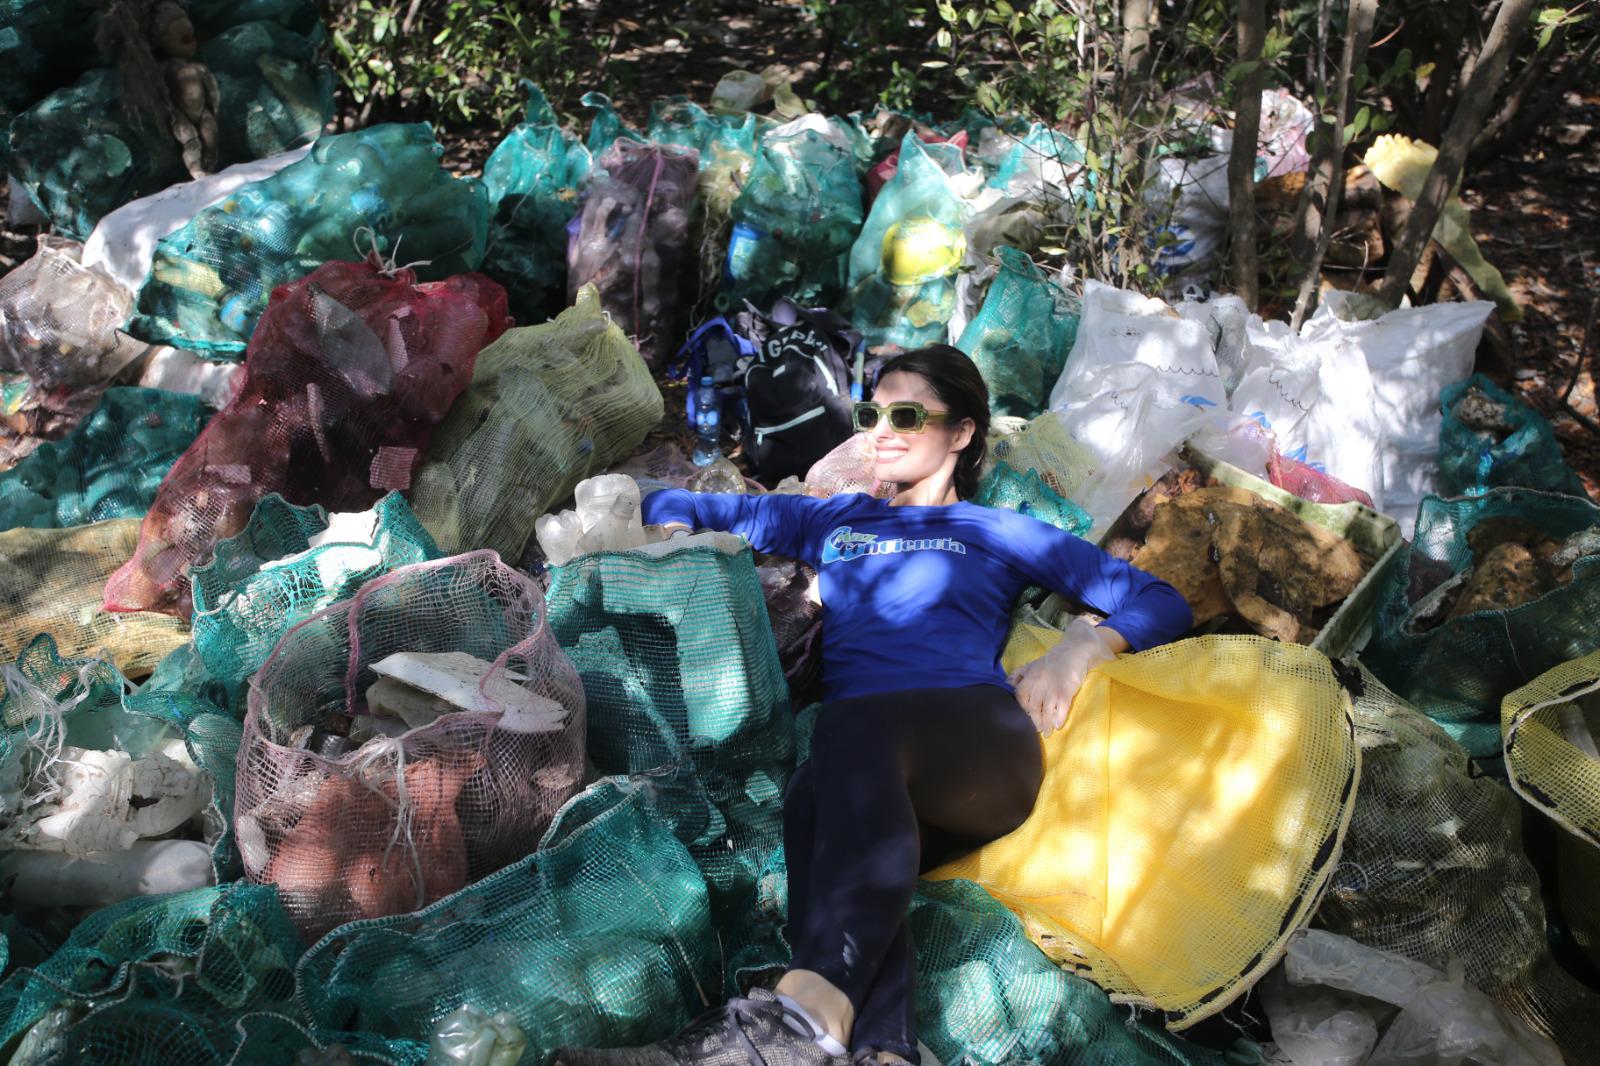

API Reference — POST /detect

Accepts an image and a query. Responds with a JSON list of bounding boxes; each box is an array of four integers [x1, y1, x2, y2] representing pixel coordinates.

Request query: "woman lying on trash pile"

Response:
[[555, 345, 1192, 1066]]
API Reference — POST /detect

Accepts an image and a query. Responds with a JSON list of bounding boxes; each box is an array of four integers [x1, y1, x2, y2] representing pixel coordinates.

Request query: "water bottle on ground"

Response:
[[693, 376, 720, 467]]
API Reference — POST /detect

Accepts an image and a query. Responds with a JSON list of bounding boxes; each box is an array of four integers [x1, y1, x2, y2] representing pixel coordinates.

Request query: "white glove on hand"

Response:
[[1009, 618, 1118, 737]]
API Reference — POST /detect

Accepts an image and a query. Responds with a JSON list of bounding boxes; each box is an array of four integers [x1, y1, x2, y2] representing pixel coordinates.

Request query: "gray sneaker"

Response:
[[550, 988, 847, 1066]]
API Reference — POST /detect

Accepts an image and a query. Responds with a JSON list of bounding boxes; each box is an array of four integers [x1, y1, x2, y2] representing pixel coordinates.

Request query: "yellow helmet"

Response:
[[881, 216, 966, 285]]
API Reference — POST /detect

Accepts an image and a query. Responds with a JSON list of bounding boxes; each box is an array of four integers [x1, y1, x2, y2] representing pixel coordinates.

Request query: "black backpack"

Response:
[[737, 301, 862, 484]]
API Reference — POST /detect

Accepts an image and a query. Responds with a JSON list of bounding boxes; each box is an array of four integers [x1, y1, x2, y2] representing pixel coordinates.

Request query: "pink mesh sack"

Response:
[[1268, 450, 1377, 509], [103, 258, 510, 617], [235, 550, 586, 939], [804, 433, 899, 499]]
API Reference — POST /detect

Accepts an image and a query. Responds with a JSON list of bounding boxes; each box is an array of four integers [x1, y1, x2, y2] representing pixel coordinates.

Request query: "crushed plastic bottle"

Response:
[[535, 474, 655, 565], [693, 375, 721, 466]]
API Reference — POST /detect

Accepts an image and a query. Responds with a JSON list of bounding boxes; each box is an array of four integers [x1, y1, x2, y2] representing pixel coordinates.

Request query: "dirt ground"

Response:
[[2, 11, 1595, 495]]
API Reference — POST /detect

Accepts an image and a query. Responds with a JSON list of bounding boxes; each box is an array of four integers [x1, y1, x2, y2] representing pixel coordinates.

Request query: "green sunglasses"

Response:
[[852, 400, 954, 434]]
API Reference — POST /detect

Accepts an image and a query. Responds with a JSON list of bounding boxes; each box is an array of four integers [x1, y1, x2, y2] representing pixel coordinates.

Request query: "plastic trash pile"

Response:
[[0, 50, 1595, 1066]]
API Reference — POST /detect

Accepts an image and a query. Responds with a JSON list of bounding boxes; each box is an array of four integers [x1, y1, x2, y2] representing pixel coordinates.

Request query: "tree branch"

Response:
[[1228, 0, 1266, 308], [1376, 0, 1539, 310], [1288, 0, 1377, 329]]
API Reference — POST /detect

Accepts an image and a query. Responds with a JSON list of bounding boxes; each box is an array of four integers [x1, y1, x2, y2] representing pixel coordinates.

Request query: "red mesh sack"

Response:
[[103, 258, 510, 617], [1268, 450, 1377, 509], [235, 550, 586, 939]]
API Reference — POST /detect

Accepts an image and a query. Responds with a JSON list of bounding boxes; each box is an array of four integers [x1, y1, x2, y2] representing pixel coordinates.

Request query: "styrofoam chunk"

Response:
[[368, 652, 564, 731]]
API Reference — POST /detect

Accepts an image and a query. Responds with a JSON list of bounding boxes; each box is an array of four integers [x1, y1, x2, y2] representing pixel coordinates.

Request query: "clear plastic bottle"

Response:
[[692, 375, 721, 467]]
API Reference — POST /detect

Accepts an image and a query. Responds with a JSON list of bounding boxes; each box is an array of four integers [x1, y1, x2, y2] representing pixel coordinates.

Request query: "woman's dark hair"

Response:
[[876, 344, 990, 500]]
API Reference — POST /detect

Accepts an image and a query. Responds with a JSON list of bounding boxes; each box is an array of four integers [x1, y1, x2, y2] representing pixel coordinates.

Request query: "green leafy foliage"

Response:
[[326, 0, 613, 128]]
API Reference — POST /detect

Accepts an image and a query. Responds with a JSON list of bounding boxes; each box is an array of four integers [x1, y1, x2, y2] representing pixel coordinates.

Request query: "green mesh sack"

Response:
[[848, 131, 974, 350], [0, 883, 308, 1065], [410, 285, 664, 562], [724, 117, 865, 310], [1362, 488, 1600, 763], [188, 492, 439, 716], [296, 776, 718, 1064], [198, 19, 335, 169], [0, 0, 94, 119], [974, 460, 1091, 536], [956, 247, 1081, 419], [544, 541, 793, 924], [581, 92, 641, 158], [115, 642, 246, 882], [481, 83, 592, 321], [912, 879, 1231, 1066], [1315, 665, 1600, 1063], [1438, 374, 1588, 499], [0, 388, 210, 531], [126, 123, 490, 357], [646, 96, 761, 169], [186, 0, 324, 37], [2, 68, 188, 241], [2, 21, 332, 241]]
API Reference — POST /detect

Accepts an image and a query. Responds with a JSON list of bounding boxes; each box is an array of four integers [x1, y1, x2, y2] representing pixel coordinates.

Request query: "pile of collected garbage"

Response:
[[0, 20, 1596, 1064]]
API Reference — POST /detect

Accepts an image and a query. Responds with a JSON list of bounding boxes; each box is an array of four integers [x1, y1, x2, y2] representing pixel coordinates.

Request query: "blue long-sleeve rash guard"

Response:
[[642, 490, 1193, 701]]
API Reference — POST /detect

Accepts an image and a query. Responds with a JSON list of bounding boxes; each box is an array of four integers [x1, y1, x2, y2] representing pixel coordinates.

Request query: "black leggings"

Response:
[[783, 685, 1044, 1062]]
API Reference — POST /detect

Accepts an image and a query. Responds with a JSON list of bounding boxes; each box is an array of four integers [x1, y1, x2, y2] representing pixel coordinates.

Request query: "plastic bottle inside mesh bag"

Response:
[[426, 1003, 528, 1066]]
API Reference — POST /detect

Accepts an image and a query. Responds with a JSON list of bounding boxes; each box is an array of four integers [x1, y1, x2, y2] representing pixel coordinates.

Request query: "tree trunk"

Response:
[[1288, 0, 1378, 329], [1376, 0, 1539, 310], [1473, 31, 1598, 162], [1121, 0, 1156, 83], [1228, 0, 1267, 308]]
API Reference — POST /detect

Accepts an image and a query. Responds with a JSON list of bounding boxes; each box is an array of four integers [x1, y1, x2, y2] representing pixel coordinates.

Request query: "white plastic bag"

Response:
[[1302, 293, 1492, 535], [81, 146, 311, 293], [1048, 282, 1225, 533], [1262, 929, 1563, 1066], [426, 1003, 528, 1066], [1147, 128, 1232, 281], [1230, 316, 1388, 510]]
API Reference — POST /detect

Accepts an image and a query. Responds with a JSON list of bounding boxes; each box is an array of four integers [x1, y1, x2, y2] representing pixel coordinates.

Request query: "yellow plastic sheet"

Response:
[[1363, 134, 1520, 321], [930, 635, 1360, 1027]]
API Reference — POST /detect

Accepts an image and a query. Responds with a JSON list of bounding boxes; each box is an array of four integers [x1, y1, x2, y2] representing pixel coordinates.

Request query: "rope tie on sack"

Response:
[[631, 150, 665, 344], [351, 226, 434, 278], [348, 735, 427, 910]]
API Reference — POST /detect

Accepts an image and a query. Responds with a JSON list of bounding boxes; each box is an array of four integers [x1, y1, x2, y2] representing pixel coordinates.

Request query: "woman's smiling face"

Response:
[[868, 370, 973, 488]]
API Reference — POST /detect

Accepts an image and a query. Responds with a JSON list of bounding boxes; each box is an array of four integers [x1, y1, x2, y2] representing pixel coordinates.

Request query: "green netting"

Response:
[[198, 19, 335, 169], [848, 131, 974, 349], [974, 460, 1091, 536], [956, 246, 1081, 419], [986, 123, 1089, 199], [1315, 665, 1600, 1063], [114, 642, 246, 882], [410, 284, 664, 562], [0, 388, 210, 531], [480, 83, 592, 321], [126, 123, 490, 357], [544, 542, 793, 931], [723, 118, 865, 310], [647, 96, 760, 165], [581, 91, 641, 158], [188, 492, 440, 716], [1363, 488, 1600, 763], [186, 0, 324, 37], [910, 879, 1231, 1066], [1438, 374, 1588, 500], [0, 883, 308, 1065], [0, 0, 94, 119], [295, 776, 718, 1065], [2, 20, 332, 241]]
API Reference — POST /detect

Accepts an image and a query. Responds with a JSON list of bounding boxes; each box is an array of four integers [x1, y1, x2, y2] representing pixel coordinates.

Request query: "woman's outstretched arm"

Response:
[[641, 490, 834, 561]]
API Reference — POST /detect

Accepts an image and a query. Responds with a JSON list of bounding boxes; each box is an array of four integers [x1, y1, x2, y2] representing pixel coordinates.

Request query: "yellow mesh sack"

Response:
[[987, 412, 1096, 502], [410, 284, 665, 563], [929, 635, 1360, 1027], [0, 519, 188, 676], [1502, 651, 1600, 972], [1000, 620, 1065, 677]]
